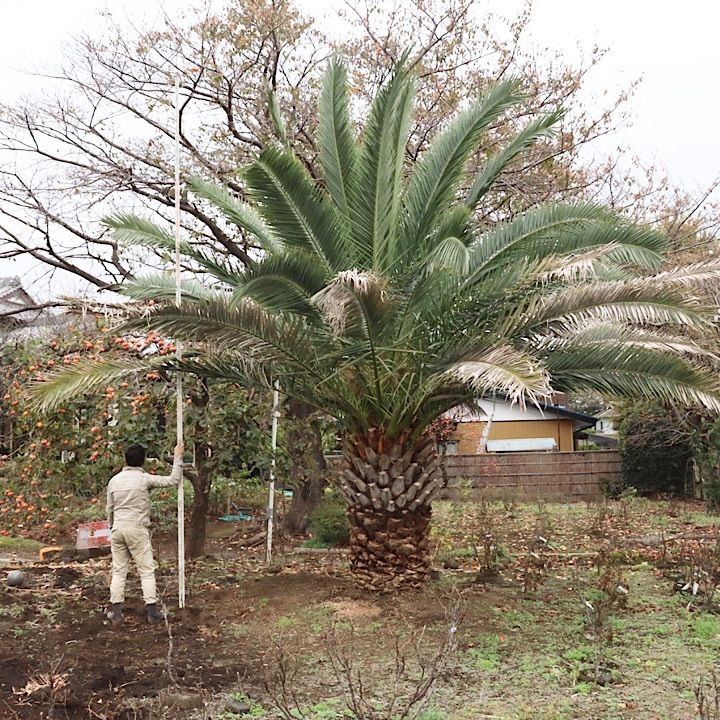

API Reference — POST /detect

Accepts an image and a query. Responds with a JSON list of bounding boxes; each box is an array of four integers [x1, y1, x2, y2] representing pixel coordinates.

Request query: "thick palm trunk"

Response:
[[341, 430, 444, 591]]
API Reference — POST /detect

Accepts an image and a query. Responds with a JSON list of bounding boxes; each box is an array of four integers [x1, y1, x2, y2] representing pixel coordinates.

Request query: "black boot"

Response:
[[146, 603, 166, 624], [106, 602, 123, 625]]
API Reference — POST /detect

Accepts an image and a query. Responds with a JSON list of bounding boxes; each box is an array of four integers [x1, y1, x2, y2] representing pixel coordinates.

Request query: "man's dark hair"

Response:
[[124, 444, 146, 467]]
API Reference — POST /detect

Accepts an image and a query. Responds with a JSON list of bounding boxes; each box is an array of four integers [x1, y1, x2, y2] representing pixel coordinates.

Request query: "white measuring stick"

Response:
[[265, 382, 280, 561], [174, 77, 186, 608]]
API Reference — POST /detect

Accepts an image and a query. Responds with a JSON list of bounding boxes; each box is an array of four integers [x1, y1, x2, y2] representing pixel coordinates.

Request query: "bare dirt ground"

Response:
[[1, 500, 720, 720]]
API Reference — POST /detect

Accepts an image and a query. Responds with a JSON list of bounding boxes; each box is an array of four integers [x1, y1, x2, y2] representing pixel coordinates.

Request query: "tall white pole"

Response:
[[174, 78, 186, 608], [265, 382, 280, 562]]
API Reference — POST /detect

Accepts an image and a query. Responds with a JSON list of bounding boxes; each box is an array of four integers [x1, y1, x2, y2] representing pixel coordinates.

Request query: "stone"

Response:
[[157, 689, 204, 710], [7, 570, 25, 587], [224, 696, 252, 714]]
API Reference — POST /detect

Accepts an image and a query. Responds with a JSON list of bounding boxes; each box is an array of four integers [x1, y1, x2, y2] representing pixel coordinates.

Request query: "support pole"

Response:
[[265, 382, 280, 562], [173, 78, 186, 608]]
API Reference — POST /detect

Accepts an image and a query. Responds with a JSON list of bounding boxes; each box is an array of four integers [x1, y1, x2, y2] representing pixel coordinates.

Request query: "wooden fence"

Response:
[[442, 450, 621, 501]]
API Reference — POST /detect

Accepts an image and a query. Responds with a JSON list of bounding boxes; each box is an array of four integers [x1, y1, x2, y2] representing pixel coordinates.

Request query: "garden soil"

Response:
[[1, 504, 719, 720]]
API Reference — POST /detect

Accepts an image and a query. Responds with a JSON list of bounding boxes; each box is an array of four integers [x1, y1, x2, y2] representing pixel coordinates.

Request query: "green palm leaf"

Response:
[[104, 211, 245, 285], [264, 80, 290, 148], [349, 58, 415, 271], [546, 345, 720, 411], [235, 250, 328, 314], [466, 203, 614, 276], [124, 299, 323, 372], [104, 213, 176, 250], [31, 355, 171, 413], [401, 79, 524, 254], [318, 57, 357, 222], [246, 147, 344, 271], [116, 274, 226, 304], [465, 109, 563, 207], [187, 177, 281, 253]]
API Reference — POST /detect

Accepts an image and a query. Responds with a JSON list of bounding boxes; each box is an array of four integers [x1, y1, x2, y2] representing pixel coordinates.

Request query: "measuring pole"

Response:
[[173, 78, 186, 608], [265, 382, 280, 562]]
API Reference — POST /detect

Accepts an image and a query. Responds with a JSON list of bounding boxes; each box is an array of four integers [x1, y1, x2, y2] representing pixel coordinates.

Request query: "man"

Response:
[[106, 442, 184, 625]]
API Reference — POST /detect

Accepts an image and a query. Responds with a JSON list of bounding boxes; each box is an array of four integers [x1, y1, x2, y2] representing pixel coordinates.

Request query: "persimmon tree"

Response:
[[0, 321, 270, 554]]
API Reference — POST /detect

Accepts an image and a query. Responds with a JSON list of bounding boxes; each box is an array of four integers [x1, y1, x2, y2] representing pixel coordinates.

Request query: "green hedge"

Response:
[[618, 402, 691, 495]]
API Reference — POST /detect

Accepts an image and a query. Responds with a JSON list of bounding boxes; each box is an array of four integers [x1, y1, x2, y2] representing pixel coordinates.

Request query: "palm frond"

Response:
[[425, 236, 471, 276], [187, 177, 281, 253], [521, 281, 712, 333], [438, 345, 553, 407], [235, 250, 328, 314], [31, 355, 171, 412], [264, 80, 290, 148], [647, 259, 720, 288], [318, 57, 358, 221], [117, 274, 228, 304], [123, 298, 328, 375], [531, 321, 713, 358], [537, 244, 622, 284], [104, 211, 247, 285], [465, 109, 563, 207], [402, 79, 523, 253], [104, 213, 176, 251], [174, 351, 273, 389], [246, 147, 344, 271], [467, 203, 614, 275], [349, 58, 415, 271], [546, 345, 720, 412]]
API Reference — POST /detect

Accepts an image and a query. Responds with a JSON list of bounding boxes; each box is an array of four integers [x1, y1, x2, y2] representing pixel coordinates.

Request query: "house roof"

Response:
[[0, 276, 38, 321], [0, 276, 74, 343], [595, 407, 617, 419], [447, 397, 597, 432], [546, 404, 598, 431]]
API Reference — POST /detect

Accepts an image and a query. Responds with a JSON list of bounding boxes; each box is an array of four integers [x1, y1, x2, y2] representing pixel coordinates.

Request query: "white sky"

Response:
[[1, 0, 719, 293]]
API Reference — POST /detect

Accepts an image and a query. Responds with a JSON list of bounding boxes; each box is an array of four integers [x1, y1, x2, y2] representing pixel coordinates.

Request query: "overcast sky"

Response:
[[1, 0, 718, 294]]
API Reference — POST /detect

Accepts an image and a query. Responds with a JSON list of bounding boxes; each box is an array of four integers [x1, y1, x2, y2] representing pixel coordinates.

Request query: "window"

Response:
[[443, 441, 459, 455]]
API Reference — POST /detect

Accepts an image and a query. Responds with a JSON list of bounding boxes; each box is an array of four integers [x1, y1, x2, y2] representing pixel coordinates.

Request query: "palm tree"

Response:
[[37, 58, 720, 590]]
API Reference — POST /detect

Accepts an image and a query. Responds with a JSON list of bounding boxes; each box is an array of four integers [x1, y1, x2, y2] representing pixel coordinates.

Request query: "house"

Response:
[[0, 276, 39, 325], [0, 276, 69, 343], [593, 407, 617, 436], [0, 277, 80, 454], [443, 397, 597, 454], [581, 407, 619, 449]]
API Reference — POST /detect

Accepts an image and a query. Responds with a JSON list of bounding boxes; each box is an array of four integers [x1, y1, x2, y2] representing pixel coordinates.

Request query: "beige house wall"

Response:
[[450, 419, 576, 453]]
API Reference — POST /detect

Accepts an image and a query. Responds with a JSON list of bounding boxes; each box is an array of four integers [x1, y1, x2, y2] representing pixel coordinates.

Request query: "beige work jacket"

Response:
[[106, 457, 183, 528]]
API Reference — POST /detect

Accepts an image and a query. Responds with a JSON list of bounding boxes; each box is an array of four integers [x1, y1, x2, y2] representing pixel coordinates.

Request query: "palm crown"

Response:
[[96, 60, 719, 430], [36, 58, 720, 589]]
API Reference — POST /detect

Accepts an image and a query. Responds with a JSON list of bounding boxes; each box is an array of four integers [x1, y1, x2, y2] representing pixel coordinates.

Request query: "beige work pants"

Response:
[[109, 525, 158, 605]]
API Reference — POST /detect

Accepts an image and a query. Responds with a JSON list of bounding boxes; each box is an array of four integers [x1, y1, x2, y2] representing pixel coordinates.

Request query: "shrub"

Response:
[[308, 496, 350, 547], [693, 416, 720, 512], [618, 402, 692, 495]]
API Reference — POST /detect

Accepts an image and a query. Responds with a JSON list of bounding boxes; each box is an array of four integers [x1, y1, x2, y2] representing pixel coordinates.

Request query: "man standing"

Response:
[[106, 442, 184, 625]]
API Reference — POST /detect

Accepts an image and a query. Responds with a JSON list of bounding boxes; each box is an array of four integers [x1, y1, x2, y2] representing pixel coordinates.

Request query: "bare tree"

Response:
[[0, 0, 671, 294], [3, 0, 716, 535]]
